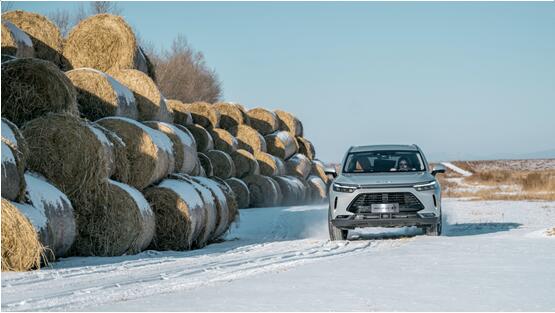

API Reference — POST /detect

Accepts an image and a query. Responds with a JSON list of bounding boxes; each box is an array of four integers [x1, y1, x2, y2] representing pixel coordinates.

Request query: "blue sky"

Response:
[[5, 1, 555, 162]]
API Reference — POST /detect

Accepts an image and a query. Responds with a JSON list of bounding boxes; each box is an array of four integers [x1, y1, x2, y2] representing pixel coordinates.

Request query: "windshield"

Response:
[[343, 150, 426, 173]]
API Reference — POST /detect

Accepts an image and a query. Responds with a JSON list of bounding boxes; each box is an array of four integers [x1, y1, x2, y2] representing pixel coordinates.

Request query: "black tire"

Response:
[[328, 206, 348, 240], [425, 220, 442, 236]]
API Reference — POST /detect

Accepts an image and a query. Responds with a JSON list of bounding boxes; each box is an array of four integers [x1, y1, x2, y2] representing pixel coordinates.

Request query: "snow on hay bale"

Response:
[[247, 108, 279, 135], [265, 131, 298, 160], [272, 176, 305, 205], [206, 150, 236, 179], [1, 120, 27, 201], [108, 69, 172, 122], [1, 21, 34, 58], [19, 172, 76, 260], [63, 14, 154, 77], [97, 117, 175, 190], [107, 179, 155, 254], [2, 58, 78, 126], [209, 128, 238, 154], [285, 153, 312, 179], [184, 124, 214, 153], [307, 175, 327, 203], [190, 176, 232, 239], [65, 68, 138, 121], [172, 174, 217, 247], [230, 124, 267, 154], [145, 178, 206, 250], [311, 159, 330, 186], [144, 121, 197, 175], [95, 124, 130, 182], [21, 114, 113, 198], [183, 102, 220, 129], [296, 136, 315, 160], [231, 149, 260, 178], [225, 177, 250, 209], [1, 198, 43, 271], [2, 11, 63, 65], [167, 99, 193, 126], [274, 110, 303, 137], [268, 176, 283, 206], [254, 151, 285, 176], [213, 102, 250, 130], [242, 175, 280, 208]]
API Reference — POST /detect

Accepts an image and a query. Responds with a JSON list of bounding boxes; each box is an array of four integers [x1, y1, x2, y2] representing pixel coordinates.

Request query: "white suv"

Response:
[[327, 144, 445, 240]]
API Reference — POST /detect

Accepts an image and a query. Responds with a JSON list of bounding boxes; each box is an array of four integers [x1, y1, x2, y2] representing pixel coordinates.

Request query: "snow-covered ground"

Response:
[[2, 199, 555, 311]]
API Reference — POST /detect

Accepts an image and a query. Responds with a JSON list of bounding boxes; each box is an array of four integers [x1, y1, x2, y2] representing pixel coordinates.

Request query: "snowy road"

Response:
[[2, 199, 554, 311]]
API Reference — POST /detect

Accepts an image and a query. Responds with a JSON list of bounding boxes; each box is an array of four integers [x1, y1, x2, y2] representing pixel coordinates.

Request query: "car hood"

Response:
[[335, 171, 434, 187]]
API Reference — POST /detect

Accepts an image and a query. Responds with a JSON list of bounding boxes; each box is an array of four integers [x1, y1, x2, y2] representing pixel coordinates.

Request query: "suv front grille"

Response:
[[347, 192, 424, 213]]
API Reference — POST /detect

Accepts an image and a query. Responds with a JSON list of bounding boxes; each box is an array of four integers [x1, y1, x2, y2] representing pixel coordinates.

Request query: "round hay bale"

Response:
[[108, 69, 172, 122], [2, 54, 17, 63], [247, 108, 278, 135], [1, 21, 34, 58], [66, 181, 136, 257], [213, 102, 250, 130], [311, 160, 330, 185], [197, 152, 214, 178], [1, 142, 25, 202], [171, 174, 217, 247], [210, 177, 239, 227], [191, 176, 231, 240], [62, 14, 152, 77], [285, 153, 312, 179], [167, 99, 193, 126], [206, 150, 236, 179], [296, 136, 316, 160], [272, 176, 305, 206], [144, 121, 197, 175], [21, 114, 113, 199], [307, 175, 328, 203], [274, 109, 303, 137], [2, 10, 62, 65], [183, 102, 220, 129], [209, 128, 238, 154], [242, 175, 279, 208], [19, 172, 76, 260], [97, 117, 175, 190], [231, 149, 260, 178], [265, 131, 298, 160], [2, 58, 78, 126], [1, 198, 42, 271], [254, 151, 285, 176], [108, 180, 154, 253], [225, 177, 250, 209], [190, 156, 205, 177], [230, 124, 267, 154], [66, 68, 138, 121], [184, 124, 214, 153]]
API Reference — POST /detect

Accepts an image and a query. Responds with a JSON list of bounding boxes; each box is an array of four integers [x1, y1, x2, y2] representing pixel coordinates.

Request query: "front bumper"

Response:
[[331, 215, 439, 229]]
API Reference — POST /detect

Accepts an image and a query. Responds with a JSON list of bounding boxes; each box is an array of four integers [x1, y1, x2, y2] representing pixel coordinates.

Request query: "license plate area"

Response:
[[371, 203, 399, 213]]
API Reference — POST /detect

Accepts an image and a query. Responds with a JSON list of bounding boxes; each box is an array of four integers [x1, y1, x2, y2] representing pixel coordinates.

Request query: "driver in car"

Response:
[[397, 157, 412, 171]]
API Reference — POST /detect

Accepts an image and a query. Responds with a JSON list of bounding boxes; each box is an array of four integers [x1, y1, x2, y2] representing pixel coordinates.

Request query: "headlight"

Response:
[[333, 183, 358, 193], [414, 181, 437, 191]]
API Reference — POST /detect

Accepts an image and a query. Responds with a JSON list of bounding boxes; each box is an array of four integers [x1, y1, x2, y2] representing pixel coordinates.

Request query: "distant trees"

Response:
[[48, 2, 222, 103], [152, 35, 222, 103]]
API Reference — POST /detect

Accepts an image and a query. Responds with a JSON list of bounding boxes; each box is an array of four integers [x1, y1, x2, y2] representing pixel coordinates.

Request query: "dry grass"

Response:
[[546, 228, 555, 237]]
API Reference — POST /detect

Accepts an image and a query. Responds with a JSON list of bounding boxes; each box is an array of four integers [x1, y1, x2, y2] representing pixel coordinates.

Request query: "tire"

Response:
[[425, 220, 442, 236], [328, 206, 348, 240]]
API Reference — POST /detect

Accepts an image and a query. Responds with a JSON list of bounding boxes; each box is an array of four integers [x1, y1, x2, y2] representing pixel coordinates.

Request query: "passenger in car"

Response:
[[397, 157, 412, 171]]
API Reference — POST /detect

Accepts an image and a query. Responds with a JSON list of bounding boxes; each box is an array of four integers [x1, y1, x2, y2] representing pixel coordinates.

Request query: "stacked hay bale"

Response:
[[1, 118, 27, 201], [62, 14, 155, 78], [2, 11, 63, 66]]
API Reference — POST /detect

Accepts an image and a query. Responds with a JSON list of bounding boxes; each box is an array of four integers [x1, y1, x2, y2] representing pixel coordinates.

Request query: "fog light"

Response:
[[420, 213, 436, 218]]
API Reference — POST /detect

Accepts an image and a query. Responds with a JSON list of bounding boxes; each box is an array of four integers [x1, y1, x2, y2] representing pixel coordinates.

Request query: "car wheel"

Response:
[[328, 206, 348, 240], [425, 222, 441, 236]]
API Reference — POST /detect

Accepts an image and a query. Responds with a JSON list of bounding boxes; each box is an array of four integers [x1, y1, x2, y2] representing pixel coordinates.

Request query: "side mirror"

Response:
[[431, 164, 446, 176], [324, 167, 337, 178]]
